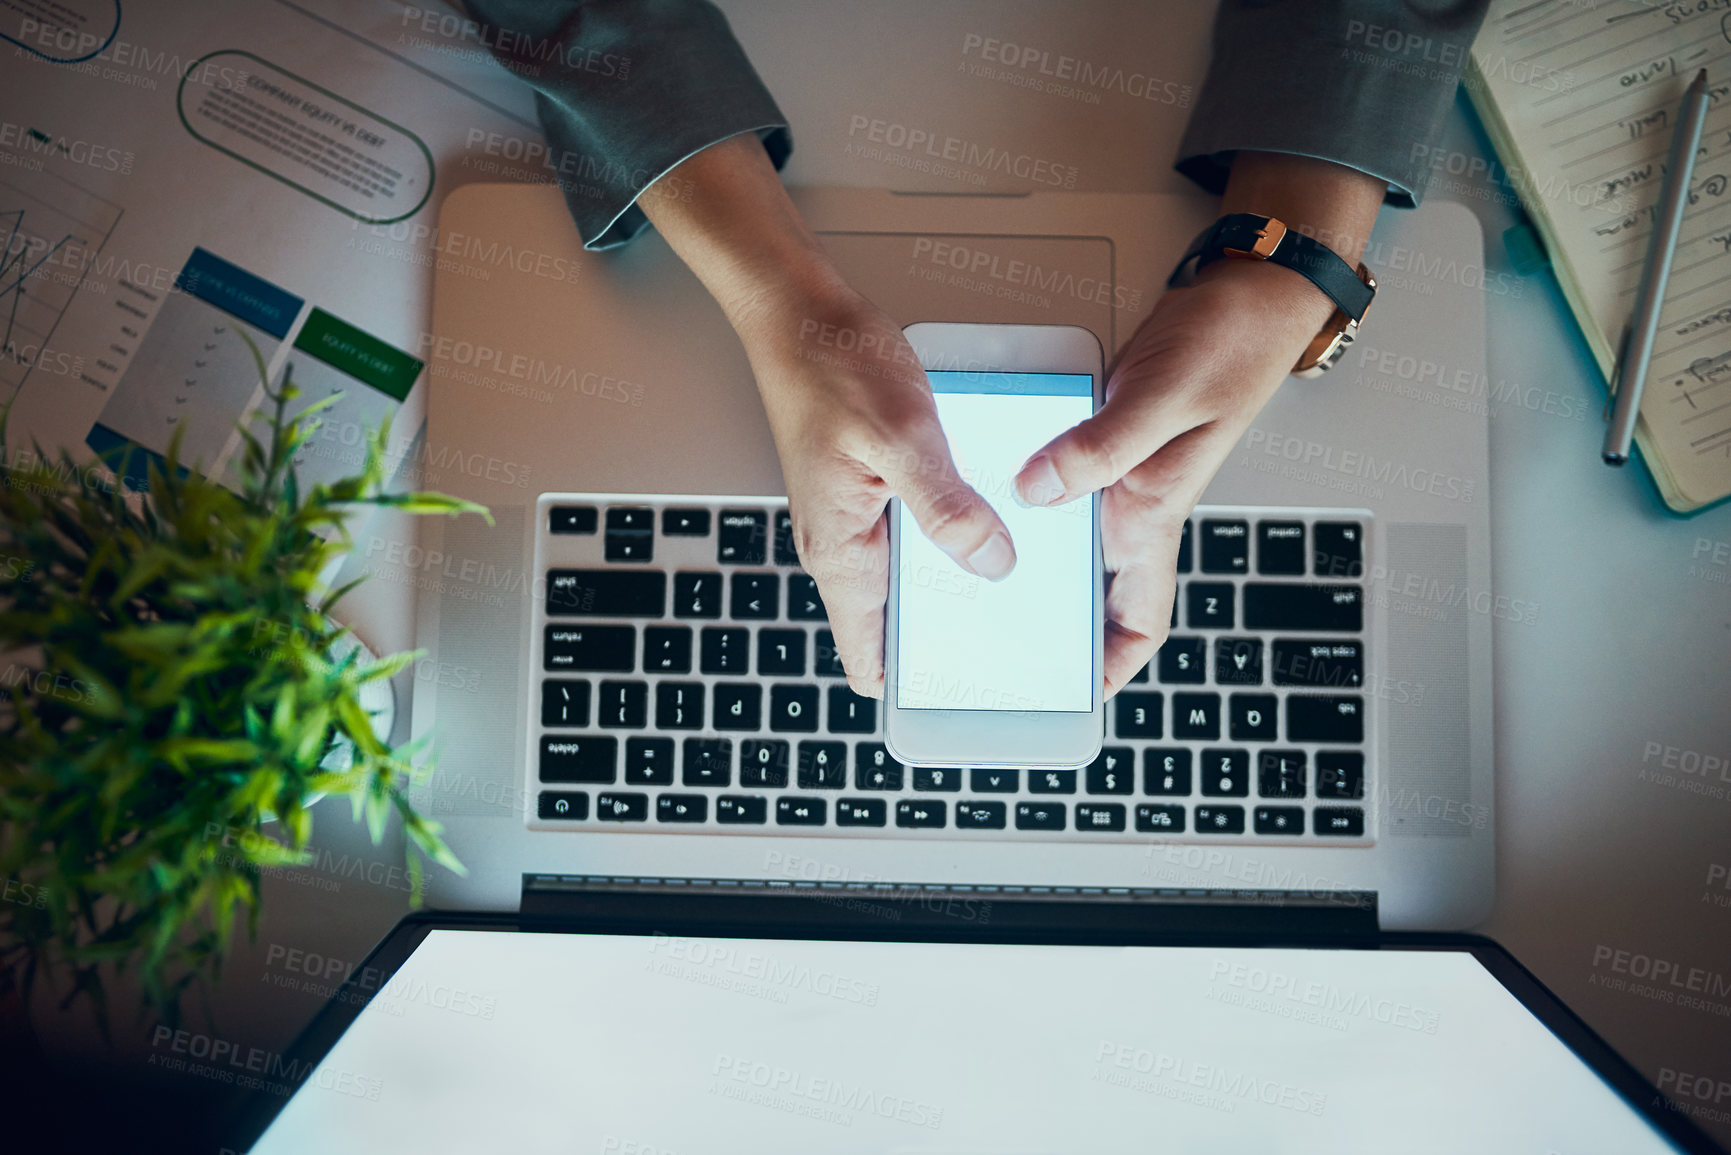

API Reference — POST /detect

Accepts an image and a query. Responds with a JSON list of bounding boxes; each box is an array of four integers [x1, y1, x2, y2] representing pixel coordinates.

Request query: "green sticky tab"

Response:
[[292, 308, 422, 402], [1502, 223, 1549, 278]]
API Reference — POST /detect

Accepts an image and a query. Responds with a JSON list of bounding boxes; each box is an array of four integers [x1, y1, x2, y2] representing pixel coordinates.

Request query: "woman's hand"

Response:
[[641, 134, 1013, 699], [1013, 152, 1386, 695]]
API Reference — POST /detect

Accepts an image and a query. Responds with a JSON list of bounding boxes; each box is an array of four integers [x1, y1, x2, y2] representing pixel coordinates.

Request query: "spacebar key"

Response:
[[1244, 584, 1362, 631], [546, 569, 666, 617]]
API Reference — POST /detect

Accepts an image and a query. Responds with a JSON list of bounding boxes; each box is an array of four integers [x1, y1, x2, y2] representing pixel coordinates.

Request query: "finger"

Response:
[[868, 415, 1018, 582], [795, 505, 889, 699]]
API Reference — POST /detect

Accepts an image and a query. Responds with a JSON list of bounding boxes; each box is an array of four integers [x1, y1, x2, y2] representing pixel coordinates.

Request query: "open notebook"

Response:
[[1466, 0, 1731, 513]]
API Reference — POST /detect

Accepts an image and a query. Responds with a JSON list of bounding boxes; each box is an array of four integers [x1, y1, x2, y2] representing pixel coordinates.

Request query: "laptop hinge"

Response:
[[520, 875, 1379, 944]]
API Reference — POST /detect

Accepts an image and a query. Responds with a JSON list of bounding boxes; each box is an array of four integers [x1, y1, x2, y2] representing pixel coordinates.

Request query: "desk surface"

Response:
[[11, 2, 1731, 1150]]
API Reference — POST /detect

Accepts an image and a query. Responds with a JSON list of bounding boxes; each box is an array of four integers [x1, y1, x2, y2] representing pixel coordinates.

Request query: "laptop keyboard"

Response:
[[528, 495, 1374, 845]]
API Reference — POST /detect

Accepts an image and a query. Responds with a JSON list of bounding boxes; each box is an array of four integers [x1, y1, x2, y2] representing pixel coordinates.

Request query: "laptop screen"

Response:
[[250, 928, 1689, 1152]]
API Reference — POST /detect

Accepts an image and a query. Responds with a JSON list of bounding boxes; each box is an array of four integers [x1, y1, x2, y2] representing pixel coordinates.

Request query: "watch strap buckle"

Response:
[[1223, 218, 1287, 260]]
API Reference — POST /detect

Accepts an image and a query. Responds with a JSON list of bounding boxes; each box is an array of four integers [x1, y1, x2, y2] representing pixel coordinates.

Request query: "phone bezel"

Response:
[[884, 322, 1106, 768]]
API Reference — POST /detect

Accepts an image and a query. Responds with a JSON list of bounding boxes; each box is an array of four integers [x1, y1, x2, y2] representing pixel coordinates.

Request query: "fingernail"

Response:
[[1015, 455, 1065, 508], [966, 532, 1016, 581]]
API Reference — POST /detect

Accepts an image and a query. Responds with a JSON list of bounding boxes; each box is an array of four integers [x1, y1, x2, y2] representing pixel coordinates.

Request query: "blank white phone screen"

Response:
[[895, 371, 1094, 712]]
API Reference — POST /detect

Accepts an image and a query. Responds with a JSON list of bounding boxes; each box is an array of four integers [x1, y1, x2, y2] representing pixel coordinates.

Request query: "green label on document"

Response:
[[293, 308, 422, 401]]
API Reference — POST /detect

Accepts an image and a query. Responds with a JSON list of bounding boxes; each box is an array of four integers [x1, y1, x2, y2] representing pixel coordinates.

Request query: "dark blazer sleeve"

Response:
[[462, 0, 792, 249], [1176, 0, 1492, 207]]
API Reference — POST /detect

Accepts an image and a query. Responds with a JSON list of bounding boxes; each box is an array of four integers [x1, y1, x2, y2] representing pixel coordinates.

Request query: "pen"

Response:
[[1603, 69, 1711, 466]]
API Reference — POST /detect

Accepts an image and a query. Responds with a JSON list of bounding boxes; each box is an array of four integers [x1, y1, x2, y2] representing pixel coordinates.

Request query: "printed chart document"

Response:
[[1467, 0, 1731, 512]]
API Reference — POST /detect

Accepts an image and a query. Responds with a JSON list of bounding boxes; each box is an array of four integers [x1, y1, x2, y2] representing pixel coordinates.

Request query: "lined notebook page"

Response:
[[1468, 0, 1731, 510]]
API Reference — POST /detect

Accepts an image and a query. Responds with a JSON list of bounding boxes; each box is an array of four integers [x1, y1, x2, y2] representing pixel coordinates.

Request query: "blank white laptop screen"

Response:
[[252, 929, 1684, 1154]]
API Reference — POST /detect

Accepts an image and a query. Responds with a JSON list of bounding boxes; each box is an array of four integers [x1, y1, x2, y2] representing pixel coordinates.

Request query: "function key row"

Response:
[[546, 571, 826, 621], [555, 506, 1363, 579], [540, 737, 1364, 801], [537, 790, 1366, 837], [550, 505, 799, 568], [1179, 519, 1363, 578]]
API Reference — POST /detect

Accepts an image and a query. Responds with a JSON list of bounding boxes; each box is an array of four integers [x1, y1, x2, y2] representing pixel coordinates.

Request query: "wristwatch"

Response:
[[1169, 213, 1377, 378]]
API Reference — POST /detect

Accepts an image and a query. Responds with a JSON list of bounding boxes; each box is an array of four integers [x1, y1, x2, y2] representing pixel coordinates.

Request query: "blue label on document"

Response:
[[173, 248, 303, 339]]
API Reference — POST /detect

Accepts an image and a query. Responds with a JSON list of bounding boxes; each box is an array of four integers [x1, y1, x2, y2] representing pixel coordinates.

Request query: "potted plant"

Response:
[[0, 344, 489, 1026]]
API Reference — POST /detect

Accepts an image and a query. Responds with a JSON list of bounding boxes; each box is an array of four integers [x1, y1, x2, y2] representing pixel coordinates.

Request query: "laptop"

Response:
[[393, 182, 1493, 930], [221, 184, 1728, 1153]]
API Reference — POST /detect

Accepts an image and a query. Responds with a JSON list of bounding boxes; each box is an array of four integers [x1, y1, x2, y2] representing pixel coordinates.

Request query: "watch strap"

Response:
[[1170, 213, 1375, 322]]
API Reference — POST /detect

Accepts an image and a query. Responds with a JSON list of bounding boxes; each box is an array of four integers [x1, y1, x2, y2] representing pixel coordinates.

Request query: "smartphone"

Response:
[[884, 322, 1105, 768]]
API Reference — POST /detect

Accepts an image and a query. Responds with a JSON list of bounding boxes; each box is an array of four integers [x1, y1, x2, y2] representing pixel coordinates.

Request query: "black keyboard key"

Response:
[[740, 739, 791, 788], [1076, 803, 1127, 832], [699, 627, 749, 674], [657, 794, 708, 823], [538, 791, 588, 820], [674, 572, 723, 619], [837, 798, 886, 827], [956, 800, 1007, 829], [718, 509, 768, 564], [1229, 694, 1278, 742], [1200, 519, 1249, 574], [776, 797, 826, 826], [970, 768, 1018, 793], [827, 686, 877, 733], [774, 509, 800, 567], [1254, 806, 1304, 835], [1177, 520, 1193, 573], [545, 625, 634, 672], [1313, 522, 1364, 578], [1186, 583, 1235, 629], [1194, 804, 1245, 834], [1086, 748, 1135, 795], [596, 792, 648, 822], [1172, 692, 1220, 740], [541, 679, 591, 727], [1271, 640, 1364, 688], [540, 735, 617, 783], [1015, 801, 1066, 830], [1315, 806, 1366, 836], [814, 630, 846, 678], [1215, 638, 1263, 685], [770, 685, 820, 732], [1257, 521, 1307, 575], [797, 741, 848, 789], [1135, 803, 1185, 833], [717, 795, 767, 824], [547, 570, 665, 617], [1114, 692, 1163, 739], [713, 683, 762, 730], [1286, 696, 1364, 743], [1028, 768, 1077, 794], [788, 574, 827, 621], [1201, 749, 1249, 796], [730, 573, 779, 620], [598, 680, 648, 728], [1129, 661, 1151, 684], [549, 505, 597, 535], [655, 682, 705, 729], [1157, 637, 1206, 684], [1316, 751, 1365, 799], [606, 508, 653, 533], [1258, 751, 1307, 798], [662, 508, 711, 536], [1144, 749, 1193, 796], [625, 737, 675, 785], [913, 766, 961, 792], [644, 627, 693, 674], [682, 738, 732, 787], [757, 629, 806, 675], [1243, 584, 1362, 632], [896, 799, 946, 828], [855, 743, 903, 790]]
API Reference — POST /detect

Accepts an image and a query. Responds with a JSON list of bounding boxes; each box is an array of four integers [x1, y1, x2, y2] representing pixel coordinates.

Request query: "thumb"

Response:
[[1013, 389, 1188, 507], [873, 417, 1017, 582]]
